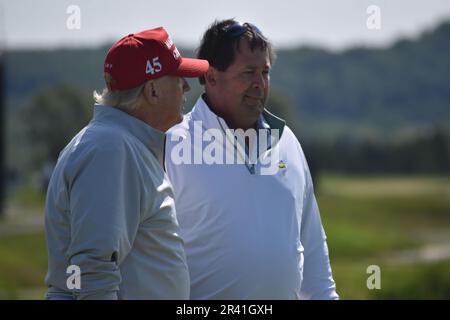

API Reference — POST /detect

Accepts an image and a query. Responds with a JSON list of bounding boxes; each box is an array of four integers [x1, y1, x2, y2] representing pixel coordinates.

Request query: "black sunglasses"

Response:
[[223, 22, 263, 38]]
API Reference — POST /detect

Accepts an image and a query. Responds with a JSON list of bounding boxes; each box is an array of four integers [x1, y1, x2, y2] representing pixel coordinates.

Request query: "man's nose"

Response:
[[252, 73, 265, 89]]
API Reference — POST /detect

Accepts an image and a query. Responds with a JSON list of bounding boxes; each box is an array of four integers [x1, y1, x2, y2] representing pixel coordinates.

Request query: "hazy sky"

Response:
[[1, 0, 450, 50]]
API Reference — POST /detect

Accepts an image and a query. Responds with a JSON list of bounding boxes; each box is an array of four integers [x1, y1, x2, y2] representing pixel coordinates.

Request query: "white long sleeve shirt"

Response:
[[165, 96, 338, 300]]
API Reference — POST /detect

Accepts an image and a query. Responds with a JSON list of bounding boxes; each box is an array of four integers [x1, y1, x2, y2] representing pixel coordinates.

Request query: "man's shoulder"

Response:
[[276, 124, 310, 165], [279, 124, 301, 146], [61, 121, 131, 162]]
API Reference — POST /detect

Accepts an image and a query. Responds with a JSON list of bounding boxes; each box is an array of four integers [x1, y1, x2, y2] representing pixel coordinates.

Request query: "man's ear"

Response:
[[143, 80, 158, 104], [205, 67, 218, 86]]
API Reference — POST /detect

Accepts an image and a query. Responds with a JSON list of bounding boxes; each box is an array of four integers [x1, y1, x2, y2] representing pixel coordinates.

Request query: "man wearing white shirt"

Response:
[[165, 19, 338, 300]]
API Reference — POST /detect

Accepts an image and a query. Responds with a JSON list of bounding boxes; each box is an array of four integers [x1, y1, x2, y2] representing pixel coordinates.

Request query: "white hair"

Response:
[[93, 83, 145, 111]]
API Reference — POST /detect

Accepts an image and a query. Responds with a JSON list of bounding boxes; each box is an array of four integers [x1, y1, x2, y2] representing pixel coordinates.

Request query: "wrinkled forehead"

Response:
[[232, 39, 271, 68]]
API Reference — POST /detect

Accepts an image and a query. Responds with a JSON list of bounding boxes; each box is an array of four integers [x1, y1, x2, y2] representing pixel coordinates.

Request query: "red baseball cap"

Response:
[[104, 27, 209, 91]]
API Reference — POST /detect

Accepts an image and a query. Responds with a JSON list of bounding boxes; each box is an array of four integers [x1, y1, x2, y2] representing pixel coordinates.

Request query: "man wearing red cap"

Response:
[[44, 27, 208, 299]]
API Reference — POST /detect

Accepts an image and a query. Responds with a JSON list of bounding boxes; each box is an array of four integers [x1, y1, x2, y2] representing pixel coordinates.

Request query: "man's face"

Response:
[[157, 75, 190, 129], [210, 39, 271, 129]]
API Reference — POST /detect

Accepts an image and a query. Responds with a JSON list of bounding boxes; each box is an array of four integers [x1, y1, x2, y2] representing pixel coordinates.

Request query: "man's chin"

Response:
[[245, 102, 264, 115]]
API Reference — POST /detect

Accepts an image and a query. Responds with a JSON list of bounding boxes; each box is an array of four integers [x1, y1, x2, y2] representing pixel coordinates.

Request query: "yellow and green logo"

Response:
[[278, 160, 286, 169]]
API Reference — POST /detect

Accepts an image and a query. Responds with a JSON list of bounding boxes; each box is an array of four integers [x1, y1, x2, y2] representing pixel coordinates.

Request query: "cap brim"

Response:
[[174, 57, 209, 77]]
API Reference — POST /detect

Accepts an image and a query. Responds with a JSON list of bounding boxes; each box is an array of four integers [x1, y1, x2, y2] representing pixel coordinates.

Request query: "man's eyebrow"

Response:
[[242, 64, 271, 69]]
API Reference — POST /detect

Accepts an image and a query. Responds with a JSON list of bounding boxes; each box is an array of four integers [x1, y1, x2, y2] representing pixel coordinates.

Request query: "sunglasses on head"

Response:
[[223, 22, 263, 38]]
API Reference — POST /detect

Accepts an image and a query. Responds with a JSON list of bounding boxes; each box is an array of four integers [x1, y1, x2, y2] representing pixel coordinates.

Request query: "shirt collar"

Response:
[[190, 95, 222, 131], [191, 95, 285, 137], [92, 105, 166, 165], [257, 114, 271, 130]]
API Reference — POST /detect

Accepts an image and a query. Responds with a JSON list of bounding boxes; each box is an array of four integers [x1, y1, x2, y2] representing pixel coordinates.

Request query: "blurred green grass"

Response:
[[0, 175, 449, 299], [318, 174, 450, 299], [330, 260, 450, 299], [0, 232, 47, 299], [8, 182, 47, 209]]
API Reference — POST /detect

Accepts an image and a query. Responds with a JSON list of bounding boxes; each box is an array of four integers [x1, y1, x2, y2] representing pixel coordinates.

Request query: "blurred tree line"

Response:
[[18, 85, 92, 173], [267, 89, 450, 180], [5, 22, 450, 140], [302, 128, 450, 175], [9, 84, 449, 190], [4, 21, 450, 194], [272, 22, 450, 135]]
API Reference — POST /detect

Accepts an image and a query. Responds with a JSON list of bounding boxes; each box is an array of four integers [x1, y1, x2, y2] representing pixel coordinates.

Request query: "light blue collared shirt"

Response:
[[45, 105, 189, 300]]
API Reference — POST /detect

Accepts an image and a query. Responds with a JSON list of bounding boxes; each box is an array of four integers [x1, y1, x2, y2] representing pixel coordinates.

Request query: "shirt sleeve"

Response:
[[66, 143, 142, 300], [298, 146, 339, 300]]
